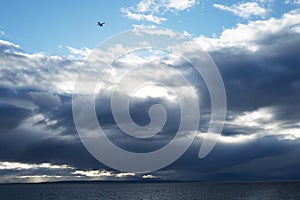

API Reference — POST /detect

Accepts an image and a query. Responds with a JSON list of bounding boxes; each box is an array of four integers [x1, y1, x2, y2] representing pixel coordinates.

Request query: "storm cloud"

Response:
[[1, 9, 300, 183]]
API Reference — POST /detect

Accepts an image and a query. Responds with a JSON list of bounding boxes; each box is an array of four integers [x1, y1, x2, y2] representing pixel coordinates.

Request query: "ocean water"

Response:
[[1, 181, 300, 200]]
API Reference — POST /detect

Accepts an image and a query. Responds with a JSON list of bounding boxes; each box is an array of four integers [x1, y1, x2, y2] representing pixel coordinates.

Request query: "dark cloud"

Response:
[[0, 103, 31, 132], [160, 136, 300, 181], [20, 138, 101, 169], [1, 11, 300, 182], [212, 32, 300, 116]]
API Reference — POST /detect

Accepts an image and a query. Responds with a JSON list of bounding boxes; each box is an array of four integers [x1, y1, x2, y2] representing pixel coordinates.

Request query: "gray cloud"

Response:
[[1, 9, 300, 182]]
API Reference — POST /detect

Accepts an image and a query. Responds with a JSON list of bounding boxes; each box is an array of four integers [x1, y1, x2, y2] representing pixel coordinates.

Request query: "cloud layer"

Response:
[[1, 7, 300, 182]]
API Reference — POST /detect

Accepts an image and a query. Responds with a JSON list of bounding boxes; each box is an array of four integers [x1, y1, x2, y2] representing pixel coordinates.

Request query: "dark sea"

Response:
[[1, 181, 300, 200]]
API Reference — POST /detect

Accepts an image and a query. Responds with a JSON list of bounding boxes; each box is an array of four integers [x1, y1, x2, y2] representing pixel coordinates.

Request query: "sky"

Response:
[[1, 0, 300, 183]]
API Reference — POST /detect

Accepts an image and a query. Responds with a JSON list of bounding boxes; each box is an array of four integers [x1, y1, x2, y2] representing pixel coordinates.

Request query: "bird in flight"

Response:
[[97, 21, 105, 27]]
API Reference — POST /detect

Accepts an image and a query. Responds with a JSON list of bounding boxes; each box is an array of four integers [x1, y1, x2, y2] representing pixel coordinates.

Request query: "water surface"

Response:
[[1, 181, 300, 200]]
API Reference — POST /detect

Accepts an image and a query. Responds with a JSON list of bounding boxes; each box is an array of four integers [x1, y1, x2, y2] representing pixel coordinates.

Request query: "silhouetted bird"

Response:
[[97, 22, 105, 27]]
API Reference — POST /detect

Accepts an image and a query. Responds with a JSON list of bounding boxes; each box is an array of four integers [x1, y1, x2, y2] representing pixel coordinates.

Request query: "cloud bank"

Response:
[[1, 8, 300, 182]]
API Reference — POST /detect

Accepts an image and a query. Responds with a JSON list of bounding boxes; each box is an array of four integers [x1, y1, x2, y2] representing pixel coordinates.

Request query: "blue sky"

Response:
[[0, 0, 296, 55], [1, 0, 300, 183]]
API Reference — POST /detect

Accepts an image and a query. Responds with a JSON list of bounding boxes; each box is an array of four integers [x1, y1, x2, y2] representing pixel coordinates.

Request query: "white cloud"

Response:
[[121, 8, 167, 24], [133, 27, 177, 37], [0, 162, 73, 170], [164, 0, 197, 11], [197, 9, 300, 52], [0, 42, 81, 93], [72, 170, 135, 178], [213, 2, 268, 19], [183, 30, 191, 37], [0, 39, 21, 49], [142, 174, 158, 179], [198, 106, 300, 144], [230, 107, 273, 127], [64, 46, 92, 59], [131, 84, 177, 101], [133, 24, 157, 29], [136, 0, 159, 13], [135, 0, 197, 13], [226, 107, 300, 141], [87, 43, 129, 66], [197, 132, 256, 144], [121, 0, 198, 24]]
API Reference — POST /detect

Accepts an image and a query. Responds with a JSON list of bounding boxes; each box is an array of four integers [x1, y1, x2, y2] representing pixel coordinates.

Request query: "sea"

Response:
[[0, 181, 300, 200]]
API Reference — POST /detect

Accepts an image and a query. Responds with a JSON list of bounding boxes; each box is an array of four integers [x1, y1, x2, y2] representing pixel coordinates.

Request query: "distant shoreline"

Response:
[[1, 180, 300, 185]]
